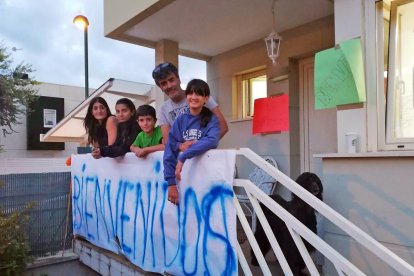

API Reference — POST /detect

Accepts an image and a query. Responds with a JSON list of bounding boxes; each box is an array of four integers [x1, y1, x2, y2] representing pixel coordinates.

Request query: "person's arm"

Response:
[[163, 126, 180, 186], [134, 144, 165, 158], [106, 116, 118, 145], [101, 122, 140, 158], [130, 144, 142, 155], [143, 144, 165, 155], [178, 115, 220, 163], [179, 140, 194, 152], [100, 142, 130, 158], [91, 147, 102, 159], [211, 106, 228, 139], [160, 124, 170, 145], [130, 131, 142, 155], [163, 123, 193, 152], [167, 186, 179, 205], [174, 116, 220, 181], [163, 120, 182, 204]]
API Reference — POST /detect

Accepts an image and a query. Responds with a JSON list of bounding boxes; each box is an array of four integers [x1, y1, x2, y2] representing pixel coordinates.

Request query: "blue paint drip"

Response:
[[201, 185, 236, 276], [149, 181, 159, 267], [120, 180, 134, 255], [133, 182, 142, 260], [141, 180, 152, 264], [160, 182, 168, 265], [154, 160, 161, 173], [160, 182, 181, 267], [104, 180, 116, 239], [100, 179, 111, 242], [84, 176, 95, 240], [136, 183, 147, 264], [72, 175, 82, 229], [94, 177, 101, 240], [115, 179, 123, 238], [181, 188, 202, 276]]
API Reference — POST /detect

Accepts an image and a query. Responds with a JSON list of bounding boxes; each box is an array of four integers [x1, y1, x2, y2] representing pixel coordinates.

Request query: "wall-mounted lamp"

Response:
[[264, 0, 282, 64], [73, 15, 89, 99]]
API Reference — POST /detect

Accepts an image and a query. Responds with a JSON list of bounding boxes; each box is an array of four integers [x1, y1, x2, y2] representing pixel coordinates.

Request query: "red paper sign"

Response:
[[252, 94, 289, 134]]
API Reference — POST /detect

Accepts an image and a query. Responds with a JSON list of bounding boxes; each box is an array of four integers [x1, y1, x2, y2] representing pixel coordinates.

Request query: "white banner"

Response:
[[71, 150, 237, 275]]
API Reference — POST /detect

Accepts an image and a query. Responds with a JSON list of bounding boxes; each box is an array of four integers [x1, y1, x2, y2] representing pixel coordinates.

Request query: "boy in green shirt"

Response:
[[130, 104, 164, 158]]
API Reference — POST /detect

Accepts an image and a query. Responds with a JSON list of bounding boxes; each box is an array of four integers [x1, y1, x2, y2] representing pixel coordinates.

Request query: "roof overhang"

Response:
[[104, 0, 334, 60], [41, 78, 156, 143]]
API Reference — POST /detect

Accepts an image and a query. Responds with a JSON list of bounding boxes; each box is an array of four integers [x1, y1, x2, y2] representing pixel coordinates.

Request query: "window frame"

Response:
[[377, 0, 414, 150], [232, 68, 267, 120]]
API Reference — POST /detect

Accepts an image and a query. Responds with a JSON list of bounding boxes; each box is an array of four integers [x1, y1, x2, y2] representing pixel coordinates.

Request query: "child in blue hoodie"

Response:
[[163, 79, 220, 205]]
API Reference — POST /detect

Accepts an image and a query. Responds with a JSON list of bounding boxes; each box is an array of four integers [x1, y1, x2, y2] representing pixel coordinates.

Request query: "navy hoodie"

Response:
[[163, 112, 220, 186]]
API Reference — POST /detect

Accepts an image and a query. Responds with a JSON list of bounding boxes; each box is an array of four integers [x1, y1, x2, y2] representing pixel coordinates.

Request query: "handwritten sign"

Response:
[[314, 38, 366, 109], [71, 150, 237, 275]]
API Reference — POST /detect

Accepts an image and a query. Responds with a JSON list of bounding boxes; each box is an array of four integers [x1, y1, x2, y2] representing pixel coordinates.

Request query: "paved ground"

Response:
[[24, 243, 284, 276], [25, 254, 100, 276]]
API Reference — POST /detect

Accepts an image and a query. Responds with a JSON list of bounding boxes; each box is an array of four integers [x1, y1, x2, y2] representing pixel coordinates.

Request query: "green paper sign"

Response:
[[314, 38, 366, 109]]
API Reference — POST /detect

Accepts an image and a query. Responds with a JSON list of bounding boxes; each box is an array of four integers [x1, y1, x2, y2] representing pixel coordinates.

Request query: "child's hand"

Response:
[[175, 161, 184, 181], [179, 140, 194, 152], [91, 147, 102, 159], [168, 185, 179, 205], [130, 144, 136, 152], [135, 147, 148, 158]]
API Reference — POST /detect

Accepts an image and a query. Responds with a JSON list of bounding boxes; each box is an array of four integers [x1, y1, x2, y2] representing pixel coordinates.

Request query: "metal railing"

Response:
[[234, 148, 414, 276]]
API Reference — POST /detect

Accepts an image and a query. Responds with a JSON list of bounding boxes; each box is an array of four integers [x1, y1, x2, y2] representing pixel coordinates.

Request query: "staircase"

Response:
[[234, 148, 414, 276]]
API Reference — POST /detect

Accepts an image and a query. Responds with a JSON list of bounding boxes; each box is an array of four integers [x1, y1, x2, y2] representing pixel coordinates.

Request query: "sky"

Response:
[[0, 0, 206, 89]]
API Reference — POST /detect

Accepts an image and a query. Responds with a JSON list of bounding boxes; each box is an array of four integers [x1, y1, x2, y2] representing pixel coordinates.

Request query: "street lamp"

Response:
[[73, 15, 89, 99]]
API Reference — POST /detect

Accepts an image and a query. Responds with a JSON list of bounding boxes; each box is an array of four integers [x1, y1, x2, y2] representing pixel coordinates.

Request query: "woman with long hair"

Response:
[[83, 96, 118, 151], [92, 98, 141, 158]]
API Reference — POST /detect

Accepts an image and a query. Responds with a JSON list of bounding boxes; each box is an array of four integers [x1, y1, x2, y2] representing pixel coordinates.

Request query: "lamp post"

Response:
[[73, 15, 89, 99]]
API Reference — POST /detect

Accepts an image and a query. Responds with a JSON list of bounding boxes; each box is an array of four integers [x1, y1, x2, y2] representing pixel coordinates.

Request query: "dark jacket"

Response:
[[100, 121, 141, 158]]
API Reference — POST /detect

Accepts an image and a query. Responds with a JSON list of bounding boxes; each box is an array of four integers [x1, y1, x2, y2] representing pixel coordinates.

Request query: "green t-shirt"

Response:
[[132, 125, 163, 148]]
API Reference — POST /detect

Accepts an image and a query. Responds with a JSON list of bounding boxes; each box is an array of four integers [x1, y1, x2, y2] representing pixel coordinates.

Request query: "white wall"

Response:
[[0, 82, 86, 159], [208, 16, 335, 180], [320, 1, 414, 274], [321, 157, 414, 275], [104, 0, 158, 36], [334, 0, 367, 153]]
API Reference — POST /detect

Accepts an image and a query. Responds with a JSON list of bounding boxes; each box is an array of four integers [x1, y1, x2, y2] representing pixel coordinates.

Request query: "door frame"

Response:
[[299, 57, 315, 172]]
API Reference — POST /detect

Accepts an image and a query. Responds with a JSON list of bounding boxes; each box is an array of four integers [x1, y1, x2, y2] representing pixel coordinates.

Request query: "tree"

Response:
[[0, 43, 39, 151], [0, 44, 38, 272]]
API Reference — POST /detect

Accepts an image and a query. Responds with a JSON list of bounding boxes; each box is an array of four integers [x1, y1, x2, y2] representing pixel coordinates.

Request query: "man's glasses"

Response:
[[152, 62, 173, 79]]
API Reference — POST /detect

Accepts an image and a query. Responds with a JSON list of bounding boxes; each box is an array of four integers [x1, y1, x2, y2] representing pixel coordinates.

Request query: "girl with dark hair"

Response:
[[163, 79, 220, 205], [92, 98, 141, 158], [83, 97, 118, 154]]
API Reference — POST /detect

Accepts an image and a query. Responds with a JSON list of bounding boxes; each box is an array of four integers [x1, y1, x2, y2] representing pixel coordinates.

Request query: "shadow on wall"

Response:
[[322, 172, 414, 274]]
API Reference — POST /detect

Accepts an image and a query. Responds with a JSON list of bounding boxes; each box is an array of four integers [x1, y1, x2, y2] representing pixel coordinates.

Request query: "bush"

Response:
[[0, 205, 33, 275]]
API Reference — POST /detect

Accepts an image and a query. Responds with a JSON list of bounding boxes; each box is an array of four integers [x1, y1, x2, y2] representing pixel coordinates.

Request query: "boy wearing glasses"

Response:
[[152, 62, 228, 150]]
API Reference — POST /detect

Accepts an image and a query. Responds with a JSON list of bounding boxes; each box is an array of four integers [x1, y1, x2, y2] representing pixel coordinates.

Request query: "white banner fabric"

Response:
[[71, 150, 237, 275]]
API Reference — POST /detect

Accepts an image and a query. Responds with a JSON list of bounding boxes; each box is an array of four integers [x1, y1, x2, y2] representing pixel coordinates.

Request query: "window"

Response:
[[233, 69, 267, 119], [377, 0, 414, 149]]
